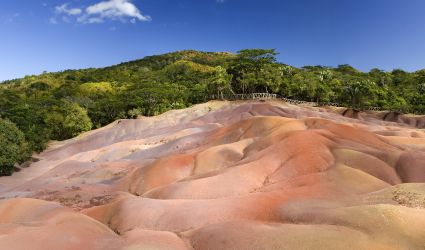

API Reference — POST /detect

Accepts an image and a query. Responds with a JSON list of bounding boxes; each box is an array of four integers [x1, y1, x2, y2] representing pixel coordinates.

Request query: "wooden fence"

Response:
[[209, 93, 406, 113], [233, 93, 277, 100]]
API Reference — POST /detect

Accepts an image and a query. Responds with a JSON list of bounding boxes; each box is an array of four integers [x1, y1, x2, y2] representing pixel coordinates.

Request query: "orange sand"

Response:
[[0, 101, 425, 249]]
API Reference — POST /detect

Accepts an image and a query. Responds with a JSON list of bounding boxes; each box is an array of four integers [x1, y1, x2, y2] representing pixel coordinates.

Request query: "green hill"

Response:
[[1, 48, 425, 175]]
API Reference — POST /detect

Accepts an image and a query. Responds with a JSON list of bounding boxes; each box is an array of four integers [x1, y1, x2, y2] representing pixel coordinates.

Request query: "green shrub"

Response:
[[44, 102, 93, 140], [0, 119, 29, 176]]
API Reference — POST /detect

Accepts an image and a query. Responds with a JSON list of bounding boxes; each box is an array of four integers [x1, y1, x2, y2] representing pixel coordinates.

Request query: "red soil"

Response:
[[0, 101, 424, 249]]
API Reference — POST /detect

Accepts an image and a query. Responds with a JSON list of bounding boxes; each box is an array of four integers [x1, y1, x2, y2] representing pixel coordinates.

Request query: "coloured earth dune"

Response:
[[0, 101, 425, 249]]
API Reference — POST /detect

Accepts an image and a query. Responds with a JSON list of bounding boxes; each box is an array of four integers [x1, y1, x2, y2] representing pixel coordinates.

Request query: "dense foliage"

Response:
[[1, 49, 425, 174], [0, 119, 29, 175]]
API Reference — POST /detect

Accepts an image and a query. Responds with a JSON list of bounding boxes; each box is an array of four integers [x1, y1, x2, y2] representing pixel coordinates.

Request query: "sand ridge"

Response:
[[0, 101, 425, 249]]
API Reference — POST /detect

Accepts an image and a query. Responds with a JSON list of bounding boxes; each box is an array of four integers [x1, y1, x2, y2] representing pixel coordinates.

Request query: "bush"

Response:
[[44, 102, 93, 140], [0, 119, 29, 176]]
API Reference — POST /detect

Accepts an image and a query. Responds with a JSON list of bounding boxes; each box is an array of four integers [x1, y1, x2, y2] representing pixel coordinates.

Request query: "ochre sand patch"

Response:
[[0, 101, 425, 249]]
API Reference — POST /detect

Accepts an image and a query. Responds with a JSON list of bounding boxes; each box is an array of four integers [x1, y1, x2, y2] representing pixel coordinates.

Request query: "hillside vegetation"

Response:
[[1, 49, 425, 175]]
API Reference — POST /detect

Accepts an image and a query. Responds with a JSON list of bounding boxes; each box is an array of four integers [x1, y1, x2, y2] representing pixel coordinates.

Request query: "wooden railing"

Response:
[[234, 93, 277, 100], [209, 93, 406, 113]]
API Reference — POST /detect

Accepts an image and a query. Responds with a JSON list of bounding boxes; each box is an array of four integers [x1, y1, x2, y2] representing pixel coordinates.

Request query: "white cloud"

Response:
[[52, 0, 151, 24], [55, 3, 82, 16], [85, 0, 150, 22]]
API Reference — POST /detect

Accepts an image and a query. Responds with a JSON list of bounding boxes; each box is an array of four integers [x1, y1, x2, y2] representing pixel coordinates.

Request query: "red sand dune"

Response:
[[0, 101, 425, 249]]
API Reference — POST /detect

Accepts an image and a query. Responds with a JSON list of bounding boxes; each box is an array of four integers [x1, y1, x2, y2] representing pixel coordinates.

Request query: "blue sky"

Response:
[[1, 0, 425, 81]]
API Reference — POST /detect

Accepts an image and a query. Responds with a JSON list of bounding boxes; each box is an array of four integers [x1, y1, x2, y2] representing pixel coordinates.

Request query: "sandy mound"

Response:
[[0, 101, 425, 249]]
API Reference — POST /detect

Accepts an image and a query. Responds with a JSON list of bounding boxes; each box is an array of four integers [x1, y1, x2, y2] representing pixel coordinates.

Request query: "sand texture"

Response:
[[1, 101, 425, 249]]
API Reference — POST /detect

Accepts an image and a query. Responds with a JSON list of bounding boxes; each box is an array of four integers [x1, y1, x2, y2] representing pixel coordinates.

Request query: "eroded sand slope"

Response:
[[1, 101, 425, 249]]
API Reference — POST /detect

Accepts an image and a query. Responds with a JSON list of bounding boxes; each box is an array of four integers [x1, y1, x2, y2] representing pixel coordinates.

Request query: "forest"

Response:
[[1, 49, 425, 175]]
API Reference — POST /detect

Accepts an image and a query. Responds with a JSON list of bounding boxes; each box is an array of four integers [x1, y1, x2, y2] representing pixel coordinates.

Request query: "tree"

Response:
[[257, 64, 284, 93], [45, 102, 93, 140], [344, 78, 377, 107], [285, 73, 310, 100], [88, 95, 126, 127], [239, 71, 257, 94], [6, 99, 52, 152], [368, 68, 392, 87], [63, 103, 93, 138], [229, 49, 284, 94], [391, 69, 411, 87], [161, 60, 215, 87], [313, 69, 334, 103], [26, 81, 51, 98], [0, 119, 29, 176], [237, 49, 278, 64], [208, 66, 233, 99], [336, 64, 359, 75]]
